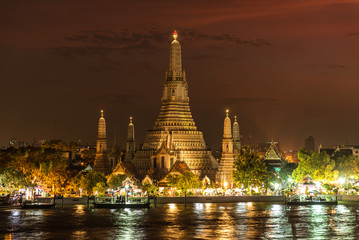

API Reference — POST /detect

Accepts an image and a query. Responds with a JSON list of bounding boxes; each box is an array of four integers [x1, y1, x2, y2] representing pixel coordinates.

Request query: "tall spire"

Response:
[[223, 109, 232, 139], [110, 130, 121, 169], [125, 116, 136, 162], [168, 30, 183, 79], [133, 31, 219, 182], [222, 110, 233, 153], [156, 30, 193, 130], [217, 109, 235, 188], [233, 115, 241, 152], [97, 110, 107, 150], [93, 109, 109, 174]]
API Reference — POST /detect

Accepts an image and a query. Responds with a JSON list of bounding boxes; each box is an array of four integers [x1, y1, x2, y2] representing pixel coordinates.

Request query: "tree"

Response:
[[298, 148, 310, 162], [107, 174, 127, 190], [292, 151, 338, 183], [93, 182, 106, 196], [80, 149, 96, 167], [141, 183, 158, 196], [167, 172, 202, 196], [232, 146, 272, 193], [0, 146, 70, 194], [333, 153, 359, 180], [42, 139, 70, 151], [36, 148, 68, 193], [278, 162, 297, 182], [75, 170, 107, 195], [0, 167, 34, 193]]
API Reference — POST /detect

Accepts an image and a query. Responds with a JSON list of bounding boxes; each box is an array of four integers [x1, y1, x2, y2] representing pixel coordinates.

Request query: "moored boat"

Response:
[[0, 195, 11, 206], [21, 202, 57, 209], [286, 200, 337, 205], [286, 195, 338, 206]]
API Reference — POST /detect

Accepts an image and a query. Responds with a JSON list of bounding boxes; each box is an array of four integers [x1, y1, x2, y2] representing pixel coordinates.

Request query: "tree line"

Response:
[[232, 146, 359, 194]]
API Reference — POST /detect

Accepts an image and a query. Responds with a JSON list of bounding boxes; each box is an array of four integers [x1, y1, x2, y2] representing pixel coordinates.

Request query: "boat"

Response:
[[93, 201, 150, 209], [0, 195, 11, 206], [286, 200, 337, 206], [286, 195, 338, 206], [21, 202, 57, 209]]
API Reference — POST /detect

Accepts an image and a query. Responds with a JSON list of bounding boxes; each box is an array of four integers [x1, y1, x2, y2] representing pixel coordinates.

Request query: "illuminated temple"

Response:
[[93, 31, 243, 185], [93, 110, 111, 174], [131, 31, 219, 180], [216, 110, 236, 188]]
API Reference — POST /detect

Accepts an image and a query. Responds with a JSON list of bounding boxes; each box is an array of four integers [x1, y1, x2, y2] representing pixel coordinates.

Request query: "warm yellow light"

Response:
[[173, 30, 178, 40], [223, 181, 228, 189]]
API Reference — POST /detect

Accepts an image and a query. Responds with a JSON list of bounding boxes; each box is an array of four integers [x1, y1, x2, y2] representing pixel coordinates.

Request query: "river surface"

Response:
[[1, 202, 359, 239]]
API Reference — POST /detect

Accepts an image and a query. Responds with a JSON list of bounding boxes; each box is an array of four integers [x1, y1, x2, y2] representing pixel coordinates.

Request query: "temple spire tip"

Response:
[[173, 30, 178, 40]]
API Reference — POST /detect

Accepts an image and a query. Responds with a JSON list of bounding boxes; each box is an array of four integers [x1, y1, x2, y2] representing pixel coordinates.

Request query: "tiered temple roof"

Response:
[[132, 31, 218, 180]]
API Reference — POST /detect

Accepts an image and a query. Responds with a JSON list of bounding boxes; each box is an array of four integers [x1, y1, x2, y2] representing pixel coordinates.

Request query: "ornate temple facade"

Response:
[[132, 31, 219, 180], [262, 141, 285, 170], [216, 110, 235, 188]]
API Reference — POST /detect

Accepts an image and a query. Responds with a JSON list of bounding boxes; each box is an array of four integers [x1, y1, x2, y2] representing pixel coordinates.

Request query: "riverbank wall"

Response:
[[36, 197, 88, 204], [341, 195, 359, 201], [156, 196, 285, 204], [35, 196, 285, 204], [33, 195, 359, 205]]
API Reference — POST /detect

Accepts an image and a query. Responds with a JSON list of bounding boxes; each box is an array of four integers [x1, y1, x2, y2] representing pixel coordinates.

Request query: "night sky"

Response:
[[1, 0, 359, 151]]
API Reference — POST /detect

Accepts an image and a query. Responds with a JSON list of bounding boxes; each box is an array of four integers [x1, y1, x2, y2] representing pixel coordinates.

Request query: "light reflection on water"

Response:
[[1, 203, 359, 239]]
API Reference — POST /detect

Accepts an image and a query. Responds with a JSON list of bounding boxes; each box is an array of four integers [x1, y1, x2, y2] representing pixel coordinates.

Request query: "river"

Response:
[[1, 202, 359, 239]]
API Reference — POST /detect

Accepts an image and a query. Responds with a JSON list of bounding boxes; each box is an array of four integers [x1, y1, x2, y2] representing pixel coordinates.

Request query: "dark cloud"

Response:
[[90, 93, 146, 105], [180, 29, 273, 47], [50, 46, 116, 58], [65, 28, 273, 47], [50, 29, 169, 58], [325, 64, 346, 69], [64, 29, 168, 48], [222, 97, 278, 105], [50, 28, 272, 58], [348, 32, 359, 37]]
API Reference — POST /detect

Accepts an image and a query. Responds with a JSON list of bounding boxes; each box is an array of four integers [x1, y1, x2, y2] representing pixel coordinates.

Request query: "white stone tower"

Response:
[[217, 109, 235, 188], [93, 110, 110, 174], [96, 110, 107, 155], [233, 116, 241, 154], [133, 31, 218, 180], [124, 116, 136, 162]]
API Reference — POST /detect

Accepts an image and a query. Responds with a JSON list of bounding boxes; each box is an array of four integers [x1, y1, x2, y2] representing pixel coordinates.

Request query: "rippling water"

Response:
[[1, 202, 359, 239]]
